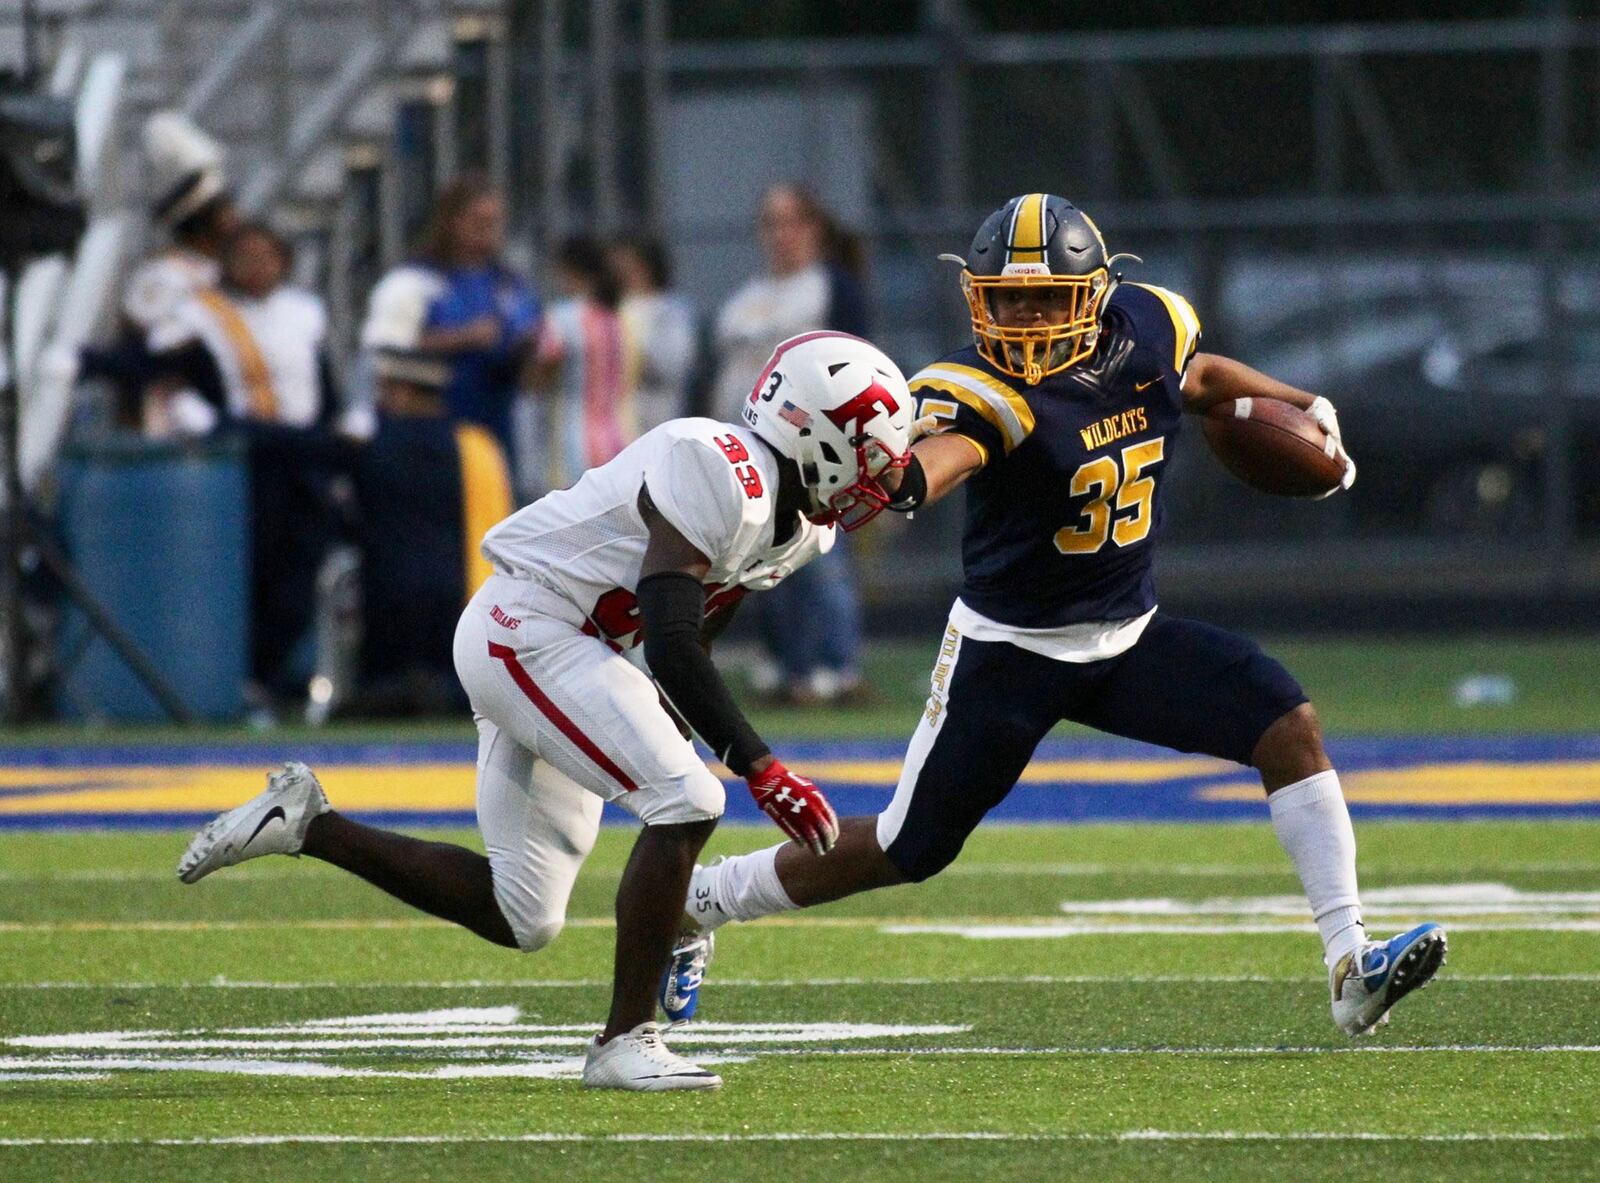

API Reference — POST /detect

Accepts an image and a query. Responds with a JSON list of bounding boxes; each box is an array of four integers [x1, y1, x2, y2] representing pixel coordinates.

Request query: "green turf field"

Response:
[[10, 632, 1600, 745], [743, 633, 1600, 739], [3, 820, 1599, 1181]]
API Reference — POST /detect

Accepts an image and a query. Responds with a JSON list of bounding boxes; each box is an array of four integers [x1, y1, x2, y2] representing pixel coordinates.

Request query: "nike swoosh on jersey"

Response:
[[1134, 378, 1159, 391]]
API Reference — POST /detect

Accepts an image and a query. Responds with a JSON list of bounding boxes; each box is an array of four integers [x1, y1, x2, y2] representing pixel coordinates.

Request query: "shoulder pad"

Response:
[[1118, 283, 1202, 375], [646, 427, 774, 565], [909, 356, 1035, 455]]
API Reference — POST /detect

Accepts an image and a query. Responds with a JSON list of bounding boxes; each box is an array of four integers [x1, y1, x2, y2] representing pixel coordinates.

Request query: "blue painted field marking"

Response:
[[2, 735, 1600, 828]]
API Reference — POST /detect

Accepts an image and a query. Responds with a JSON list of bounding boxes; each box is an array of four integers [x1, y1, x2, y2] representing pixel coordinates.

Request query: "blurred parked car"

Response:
[[1217, 256, 1600, 539]]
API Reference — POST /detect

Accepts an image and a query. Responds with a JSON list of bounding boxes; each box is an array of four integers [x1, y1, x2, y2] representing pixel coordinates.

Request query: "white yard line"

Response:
[[3, 860, 1599, 883], [9, 914, 1600, 935], [2, 1044, 1597, 1089], [948, 862, 1600, 877], [0, 918, 461, 933], [885, 920, 1600, 937], [0, 1131, 1591, 1147], [4, 973, 1600, 990], [748, 1044, 1600, 1056], [26, 1044, 1595, 1057], [0, 916, 928, 932]]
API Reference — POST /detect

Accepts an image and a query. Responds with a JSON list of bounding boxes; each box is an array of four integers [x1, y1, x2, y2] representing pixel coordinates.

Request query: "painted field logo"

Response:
[[0, 1007, 968, 1083]]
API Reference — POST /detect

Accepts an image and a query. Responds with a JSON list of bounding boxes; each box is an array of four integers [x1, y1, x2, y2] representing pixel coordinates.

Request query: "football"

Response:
[[1200, 397, 1347, 497]]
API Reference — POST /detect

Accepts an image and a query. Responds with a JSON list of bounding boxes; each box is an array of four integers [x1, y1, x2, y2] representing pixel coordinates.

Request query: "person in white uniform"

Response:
[[175, 331, 914, 1091], [112, 112, 242, 434]]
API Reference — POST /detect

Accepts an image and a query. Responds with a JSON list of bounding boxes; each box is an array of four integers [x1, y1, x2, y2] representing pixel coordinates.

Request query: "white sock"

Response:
[[1268, 770, 1365, 969], [686, 846, 796, 931]]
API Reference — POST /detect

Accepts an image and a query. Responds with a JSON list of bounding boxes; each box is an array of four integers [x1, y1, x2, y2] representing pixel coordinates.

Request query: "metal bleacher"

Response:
[[1, 0, 509, 494], [0, 0, 513, 723]]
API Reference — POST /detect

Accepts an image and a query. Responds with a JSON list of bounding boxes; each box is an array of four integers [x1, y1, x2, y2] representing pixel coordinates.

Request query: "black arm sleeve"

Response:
[[638, 571, 770, 778], [887, 452, 926, 512]]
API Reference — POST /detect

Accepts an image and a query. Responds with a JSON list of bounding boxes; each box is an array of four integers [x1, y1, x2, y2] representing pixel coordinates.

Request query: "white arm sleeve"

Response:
[[643, 435, 770, 566]]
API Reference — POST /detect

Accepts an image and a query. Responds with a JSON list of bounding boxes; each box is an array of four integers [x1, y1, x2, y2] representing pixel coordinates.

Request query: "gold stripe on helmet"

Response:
[[1006, 193, 1048, 265]]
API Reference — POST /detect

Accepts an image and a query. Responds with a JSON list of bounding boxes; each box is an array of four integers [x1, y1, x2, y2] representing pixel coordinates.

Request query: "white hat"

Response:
[[142, 111, 228, 229], [360, 265, 446, 351]]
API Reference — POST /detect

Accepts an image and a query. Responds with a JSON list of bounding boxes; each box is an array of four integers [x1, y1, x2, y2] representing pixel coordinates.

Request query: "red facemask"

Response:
[[806, 437, 911, 532]]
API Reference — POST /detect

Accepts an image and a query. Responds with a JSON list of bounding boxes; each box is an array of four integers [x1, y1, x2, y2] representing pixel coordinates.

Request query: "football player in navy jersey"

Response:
[[681, 194, 1445, 1038]]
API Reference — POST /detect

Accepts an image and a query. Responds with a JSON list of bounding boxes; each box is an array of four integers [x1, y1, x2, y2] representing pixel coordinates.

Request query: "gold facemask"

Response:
[[961, 268, 1109, 385]]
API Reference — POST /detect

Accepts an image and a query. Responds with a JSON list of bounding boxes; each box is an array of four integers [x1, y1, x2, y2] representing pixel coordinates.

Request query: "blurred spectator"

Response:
[[527, 235, 630, 490], [710, 183, 869, 422], [711, 183, 873, 705], [608, 236, 698, 434], [341, 347, 513, 717], [149, 224, 334, 432], [150, 223, 340, 717], [87, 112, 241, 431], [362, 173, 540, 464]]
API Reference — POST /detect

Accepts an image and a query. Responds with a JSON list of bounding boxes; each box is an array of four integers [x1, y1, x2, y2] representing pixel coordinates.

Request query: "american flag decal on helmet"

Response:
[[778, 400, 811, 429]]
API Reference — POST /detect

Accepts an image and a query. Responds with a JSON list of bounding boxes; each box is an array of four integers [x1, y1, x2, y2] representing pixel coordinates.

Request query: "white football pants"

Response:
[[453, 572, 726, 950]]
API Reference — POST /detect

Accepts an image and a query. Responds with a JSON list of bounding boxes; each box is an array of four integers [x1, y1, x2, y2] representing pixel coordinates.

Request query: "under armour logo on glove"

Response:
[[772, 786, 805, 814], [747, 758, 839, 856]]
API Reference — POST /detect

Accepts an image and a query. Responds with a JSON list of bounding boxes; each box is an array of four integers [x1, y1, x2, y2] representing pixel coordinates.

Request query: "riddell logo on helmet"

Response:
[[822, 382, 901, 432]]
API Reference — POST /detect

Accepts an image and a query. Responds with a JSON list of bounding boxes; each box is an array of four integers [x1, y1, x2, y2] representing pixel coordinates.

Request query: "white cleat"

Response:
[[1331, 922, 1448, 1036], [582, 1022, 722, 1091], [176, 762, 330, 885]]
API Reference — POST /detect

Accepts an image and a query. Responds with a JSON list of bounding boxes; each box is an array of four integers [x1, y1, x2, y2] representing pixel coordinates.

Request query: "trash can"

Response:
[[54, 435, 248, 722]]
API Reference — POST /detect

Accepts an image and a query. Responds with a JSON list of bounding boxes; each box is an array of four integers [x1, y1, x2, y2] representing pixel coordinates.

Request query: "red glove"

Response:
[[747, 757, 839, 856]]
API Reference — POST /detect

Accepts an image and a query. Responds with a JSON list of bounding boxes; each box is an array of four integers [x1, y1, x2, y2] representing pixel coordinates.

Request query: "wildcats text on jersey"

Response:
[[1080, 406, 1149, 451]]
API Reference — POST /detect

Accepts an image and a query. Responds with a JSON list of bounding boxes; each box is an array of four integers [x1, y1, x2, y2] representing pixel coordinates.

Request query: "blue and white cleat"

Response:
[[1330, 922, 1448, 1036], [659, 930, 714, 1024]]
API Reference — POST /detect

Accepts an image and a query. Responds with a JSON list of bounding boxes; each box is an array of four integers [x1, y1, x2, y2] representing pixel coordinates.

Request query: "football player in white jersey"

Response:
[[177, 332, 913, 1091]]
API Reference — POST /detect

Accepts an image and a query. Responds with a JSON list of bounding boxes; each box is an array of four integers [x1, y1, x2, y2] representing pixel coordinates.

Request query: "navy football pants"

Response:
[[877, 613, 1308, 882]]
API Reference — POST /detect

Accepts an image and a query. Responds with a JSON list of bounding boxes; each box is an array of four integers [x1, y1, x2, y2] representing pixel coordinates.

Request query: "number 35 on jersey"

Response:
[[1054, 438, 1164, 555]]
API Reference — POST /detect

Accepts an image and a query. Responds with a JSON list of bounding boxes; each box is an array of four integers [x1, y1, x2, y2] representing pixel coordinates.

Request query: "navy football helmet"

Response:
[[943, 194, 1134, 385]]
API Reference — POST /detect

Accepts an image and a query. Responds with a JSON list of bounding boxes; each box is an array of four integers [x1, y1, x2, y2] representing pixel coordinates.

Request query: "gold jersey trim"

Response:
[[195, 289, 278, 420], [911, 362, 1035, 453], [1128, 282, 1202, 375]]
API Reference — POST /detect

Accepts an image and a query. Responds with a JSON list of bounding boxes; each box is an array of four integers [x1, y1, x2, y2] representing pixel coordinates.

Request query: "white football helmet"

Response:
[[740, 332, 913, 531]]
